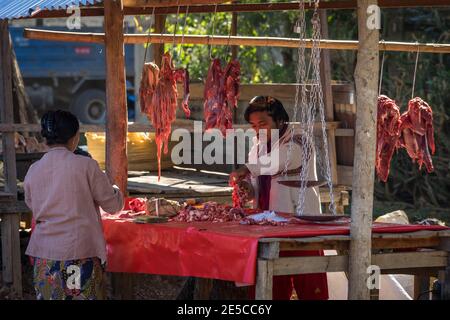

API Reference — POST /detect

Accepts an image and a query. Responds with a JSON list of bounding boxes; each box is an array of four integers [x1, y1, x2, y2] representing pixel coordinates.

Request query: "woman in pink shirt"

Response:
[[24, 110, 124, 300]]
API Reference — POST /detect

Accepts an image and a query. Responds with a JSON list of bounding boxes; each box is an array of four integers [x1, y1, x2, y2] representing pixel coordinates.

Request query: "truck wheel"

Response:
[[71, 89, 106, 124]]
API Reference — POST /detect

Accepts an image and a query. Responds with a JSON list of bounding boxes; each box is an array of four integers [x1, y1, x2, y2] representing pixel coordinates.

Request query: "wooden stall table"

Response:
[[102, 204, 450, 300]]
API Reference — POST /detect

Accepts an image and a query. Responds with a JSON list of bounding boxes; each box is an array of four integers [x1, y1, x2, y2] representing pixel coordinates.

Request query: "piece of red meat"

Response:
[[376, 95, 401, 182], [139, 52, 190, 180], [397, 97, 435, 173], [229, 178, 248, 208], [204, 59, 240, 136]]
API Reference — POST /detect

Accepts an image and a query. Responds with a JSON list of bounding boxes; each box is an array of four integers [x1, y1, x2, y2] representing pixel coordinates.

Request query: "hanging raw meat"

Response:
[[397, 97, 435, 173], [203, 58, 241, 136], [229, 178, 248, 208], [139, 52, 190, 180], [376, 95, 401, 182]]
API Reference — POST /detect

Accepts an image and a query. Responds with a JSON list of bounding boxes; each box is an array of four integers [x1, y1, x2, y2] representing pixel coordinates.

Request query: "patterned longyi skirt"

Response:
[[32, 257, 105, 300]]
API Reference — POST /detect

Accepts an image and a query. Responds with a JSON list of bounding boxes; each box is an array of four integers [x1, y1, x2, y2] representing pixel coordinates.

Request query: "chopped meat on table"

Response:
[[139, 52, 190, 180], [170, 202, 246, 223], [203, 58, 241, 136]]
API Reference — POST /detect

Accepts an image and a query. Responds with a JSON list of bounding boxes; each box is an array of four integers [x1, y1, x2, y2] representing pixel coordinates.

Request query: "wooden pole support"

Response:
[[104, 0, 128, 193], [255, 259, 274, 300], [348, 0, 379, 300], [0, 20, 22, 299]]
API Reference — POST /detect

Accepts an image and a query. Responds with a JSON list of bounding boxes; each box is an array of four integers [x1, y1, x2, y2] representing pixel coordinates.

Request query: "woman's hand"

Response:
[[229, 165, 250, 184]]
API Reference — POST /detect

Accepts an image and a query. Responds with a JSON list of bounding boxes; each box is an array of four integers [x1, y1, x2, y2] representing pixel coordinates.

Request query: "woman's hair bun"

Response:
[[40, 110, 80, 145]]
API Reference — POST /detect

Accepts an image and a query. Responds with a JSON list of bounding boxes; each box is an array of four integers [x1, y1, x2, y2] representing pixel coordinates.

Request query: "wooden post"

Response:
[[255, 259, 274, 300], [105, 0, 131, 299], [105, 0, 128, 193], [319, 9, 338, 186], [0, 21, 22, 298], [348, 0, 379, 300]]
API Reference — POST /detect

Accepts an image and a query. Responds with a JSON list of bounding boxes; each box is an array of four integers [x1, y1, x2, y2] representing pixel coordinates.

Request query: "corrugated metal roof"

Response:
[[0, 0, 103, 20]]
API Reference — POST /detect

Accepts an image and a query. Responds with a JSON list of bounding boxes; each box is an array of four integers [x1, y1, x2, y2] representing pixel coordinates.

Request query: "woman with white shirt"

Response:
[[24, 110, 124, 300], [230, 96, 328, 300]]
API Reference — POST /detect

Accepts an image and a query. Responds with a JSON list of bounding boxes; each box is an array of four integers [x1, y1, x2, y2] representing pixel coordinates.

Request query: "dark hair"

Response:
[[41, 110, 79, 145], [244, 96, 289, 124]]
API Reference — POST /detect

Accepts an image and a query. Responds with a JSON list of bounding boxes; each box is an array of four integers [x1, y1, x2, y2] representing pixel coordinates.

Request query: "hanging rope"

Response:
[[178, 5, 190, 58], [378, 41, 386, 96], [411, 43, 420, 99], [172, 2, 181, 51], [143, 7, 156, 65], [226, 13, 234, 58], [209, 3, 219, 60]]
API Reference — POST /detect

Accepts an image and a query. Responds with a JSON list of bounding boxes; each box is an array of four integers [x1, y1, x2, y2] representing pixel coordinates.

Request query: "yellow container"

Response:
[[85, 132, 173, 171]]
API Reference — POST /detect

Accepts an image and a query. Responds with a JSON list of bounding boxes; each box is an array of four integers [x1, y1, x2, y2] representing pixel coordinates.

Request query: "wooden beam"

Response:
[[23, 0, 450, 19], [104, 0, 128, 193], [0, 120, 341, 134], [273, 251, 448, 276], [123, 0, 227, 7], [24, 29, 450, 54], [348, 0, 379, 300]]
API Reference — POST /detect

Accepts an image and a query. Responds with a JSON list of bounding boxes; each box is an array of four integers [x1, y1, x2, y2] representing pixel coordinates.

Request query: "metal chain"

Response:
[[311, 3, 336, 214], [295, 0, 336, 215], [283, 0, 307, 177]]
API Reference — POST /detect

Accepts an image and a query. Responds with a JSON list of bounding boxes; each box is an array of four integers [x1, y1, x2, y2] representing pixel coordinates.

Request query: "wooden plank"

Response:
[[23, 29, 450, 54], [105, 0, 128, 193], [25, 1, 450, 19], [255, 259, 273, 300], [258, 242, 280, 260], [123, 0, 228, 7], [260, 233, 444, 251], [0, 191, 15, 202], [274, 254, 349, 275], [0, 120, 340, 133], [273, 251, 448, 276], [0, 201, 31, 214], [1, 213, 22, 298]]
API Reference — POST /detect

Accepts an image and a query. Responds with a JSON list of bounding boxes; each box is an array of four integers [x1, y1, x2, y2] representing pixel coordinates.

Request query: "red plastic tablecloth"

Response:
[[102, 216, 449, 285]]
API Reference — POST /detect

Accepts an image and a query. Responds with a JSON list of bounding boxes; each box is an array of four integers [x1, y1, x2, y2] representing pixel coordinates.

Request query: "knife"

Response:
[[277, 180, 327, 188]]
